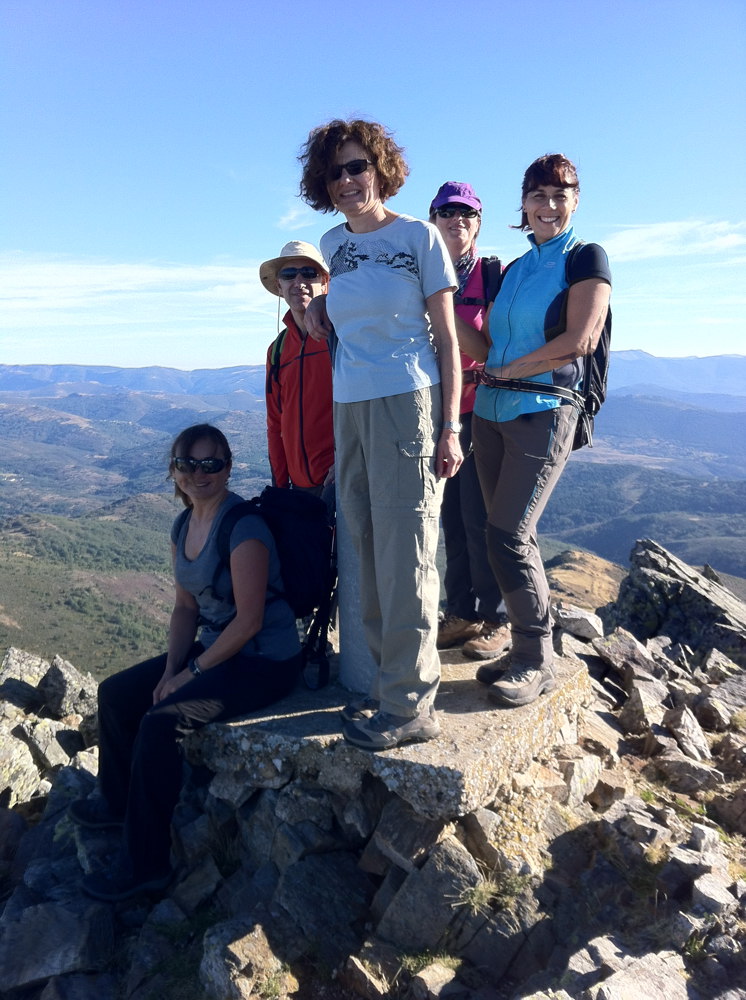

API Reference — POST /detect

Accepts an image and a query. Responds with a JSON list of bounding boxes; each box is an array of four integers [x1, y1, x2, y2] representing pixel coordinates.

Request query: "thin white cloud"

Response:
[[276, 203, 317, 231], [0, 253, 271, 325], [603, 220, 746, 261]]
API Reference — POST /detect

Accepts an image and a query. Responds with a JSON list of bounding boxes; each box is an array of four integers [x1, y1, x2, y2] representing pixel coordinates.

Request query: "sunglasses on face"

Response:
[[278, 266, 320, 281], [173, 457, 228, 474], [435, 206, 479, 219], [326, 158, 374, 182]]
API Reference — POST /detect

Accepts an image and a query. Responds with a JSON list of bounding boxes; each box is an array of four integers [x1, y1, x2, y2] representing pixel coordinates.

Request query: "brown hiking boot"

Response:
[[437, 615, 483, 649], [463, 623, 512, 660], [487, 662, 557, 707]]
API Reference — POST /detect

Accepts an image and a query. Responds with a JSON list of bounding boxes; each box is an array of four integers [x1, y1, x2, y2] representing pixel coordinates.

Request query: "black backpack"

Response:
[[482, 243, 611, 449], [175, 487, 334, 620]]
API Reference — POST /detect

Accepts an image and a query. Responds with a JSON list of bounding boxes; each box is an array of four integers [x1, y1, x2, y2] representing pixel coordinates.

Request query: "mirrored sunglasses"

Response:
[[278, 266, 321, 281], [326, 158, 375, 182], [173, 457, 228, 474], [435, 206, 479, 219]]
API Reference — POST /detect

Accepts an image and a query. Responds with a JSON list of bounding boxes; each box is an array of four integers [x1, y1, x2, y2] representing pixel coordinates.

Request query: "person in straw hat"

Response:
[[260, 241, 334, 495]]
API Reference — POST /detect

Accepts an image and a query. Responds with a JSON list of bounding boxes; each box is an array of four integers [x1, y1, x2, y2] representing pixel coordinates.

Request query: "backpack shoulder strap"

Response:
[[265, 328, 288, 395], [455, 256, 503, 307], [482, 256, 503, 305], [490, 256, 519, 304], [211, 500, 263, 600], [173, 507, 190, 540], [215, 501, 259, 566], [564, 240, 585, 282]]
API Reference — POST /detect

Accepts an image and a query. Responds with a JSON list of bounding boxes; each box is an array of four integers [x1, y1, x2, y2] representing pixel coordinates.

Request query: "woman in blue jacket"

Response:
[[472, 154, 611, 707]]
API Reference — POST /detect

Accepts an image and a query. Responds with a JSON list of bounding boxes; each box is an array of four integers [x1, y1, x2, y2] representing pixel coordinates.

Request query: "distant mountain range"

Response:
[[608, 350, 745, 399], [2, 349, 745, 403]]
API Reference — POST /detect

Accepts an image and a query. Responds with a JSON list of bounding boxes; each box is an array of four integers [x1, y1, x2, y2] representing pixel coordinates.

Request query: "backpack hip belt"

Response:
[[477, 370, 582, 407]]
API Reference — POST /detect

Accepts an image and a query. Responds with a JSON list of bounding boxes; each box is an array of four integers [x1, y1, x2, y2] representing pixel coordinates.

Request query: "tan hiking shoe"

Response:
[[463, 623, 512, 660], [437, 615, 483, 649]]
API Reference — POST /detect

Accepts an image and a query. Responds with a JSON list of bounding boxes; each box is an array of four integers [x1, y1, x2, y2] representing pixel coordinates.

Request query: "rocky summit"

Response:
[[1, 539, 746, 999]]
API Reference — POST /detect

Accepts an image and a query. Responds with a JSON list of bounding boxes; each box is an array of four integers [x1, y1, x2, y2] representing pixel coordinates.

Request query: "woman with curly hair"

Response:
[[299, 119, 462, 750]]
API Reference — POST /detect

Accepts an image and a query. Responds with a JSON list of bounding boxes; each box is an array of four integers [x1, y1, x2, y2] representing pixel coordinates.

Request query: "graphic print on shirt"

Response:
[[328, 239, 419, 280]]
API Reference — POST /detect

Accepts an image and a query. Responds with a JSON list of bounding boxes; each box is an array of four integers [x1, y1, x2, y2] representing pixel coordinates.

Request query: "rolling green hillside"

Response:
[[0, 500, 176, 677], [542, 464, 746, 576]]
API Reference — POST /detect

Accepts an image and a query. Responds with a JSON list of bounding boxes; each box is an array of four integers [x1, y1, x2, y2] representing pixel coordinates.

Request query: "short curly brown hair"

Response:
[[515, 153, 579, 231], [298, 119, 409, 213]]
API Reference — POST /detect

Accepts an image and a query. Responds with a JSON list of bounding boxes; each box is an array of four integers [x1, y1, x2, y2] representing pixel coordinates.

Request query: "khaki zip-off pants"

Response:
[[334, 386, 444, 717]]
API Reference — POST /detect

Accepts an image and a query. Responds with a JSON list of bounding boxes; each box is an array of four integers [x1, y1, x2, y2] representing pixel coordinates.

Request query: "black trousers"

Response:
[[97, 646, 302, 878], [440, 412, 503, 622]]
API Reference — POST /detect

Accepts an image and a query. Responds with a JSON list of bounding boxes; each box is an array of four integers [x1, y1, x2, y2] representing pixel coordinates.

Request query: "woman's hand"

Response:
[[304, 294, 332, 342], [436, 429, 463, 480], [153, 667, 191, 704]]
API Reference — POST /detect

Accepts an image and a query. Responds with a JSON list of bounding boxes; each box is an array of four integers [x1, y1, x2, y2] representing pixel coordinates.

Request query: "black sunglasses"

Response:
[[278, 266, 321, 281], [173, 457, 228, 474], [326, 158, 374, 182], [435, 206, 479, 219]]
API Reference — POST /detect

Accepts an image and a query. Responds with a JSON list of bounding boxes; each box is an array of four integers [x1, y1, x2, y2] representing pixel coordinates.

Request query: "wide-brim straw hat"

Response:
[[259, 241, 329, 295]]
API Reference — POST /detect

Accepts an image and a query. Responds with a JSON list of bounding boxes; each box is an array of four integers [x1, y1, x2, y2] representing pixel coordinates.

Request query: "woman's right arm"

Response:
[[455, 307, 492, 363], [304, 294, 332, 342], [487, 278, 610, 380]]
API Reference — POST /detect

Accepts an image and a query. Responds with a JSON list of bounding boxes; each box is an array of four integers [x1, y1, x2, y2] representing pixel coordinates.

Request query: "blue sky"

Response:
[[2, 0, 744, 369]]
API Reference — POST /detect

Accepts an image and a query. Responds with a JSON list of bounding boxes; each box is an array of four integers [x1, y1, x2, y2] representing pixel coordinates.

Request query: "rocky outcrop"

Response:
[[1, 541, 746, 999], [605, 538, 746, 666]]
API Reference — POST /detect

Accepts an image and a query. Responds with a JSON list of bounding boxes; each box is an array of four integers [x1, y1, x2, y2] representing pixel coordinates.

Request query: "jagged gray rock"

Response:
[[0, 721, 41, 806], [409, 961, 458, 999], [592, 626, 661, 682], [375, 835, 481, 953], [36, 655, 98, 723], [199, 918, 288, 999], [585, 950, 689, 999], [608, 538, 746, 666], [650, 752, 724, 794], [0, 901, 114, 990], [617, 679, 667, 733], [710, 784, 746, 834], [661, 705, 711, 760], [553, 602, 604, 640]]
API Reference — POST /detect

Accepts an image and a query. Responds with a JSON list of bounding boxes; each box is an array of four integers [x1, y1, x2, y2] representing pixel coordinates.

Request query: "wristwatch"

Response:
[[188, 657, 202, 677], [443, 420, 462, 433]]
